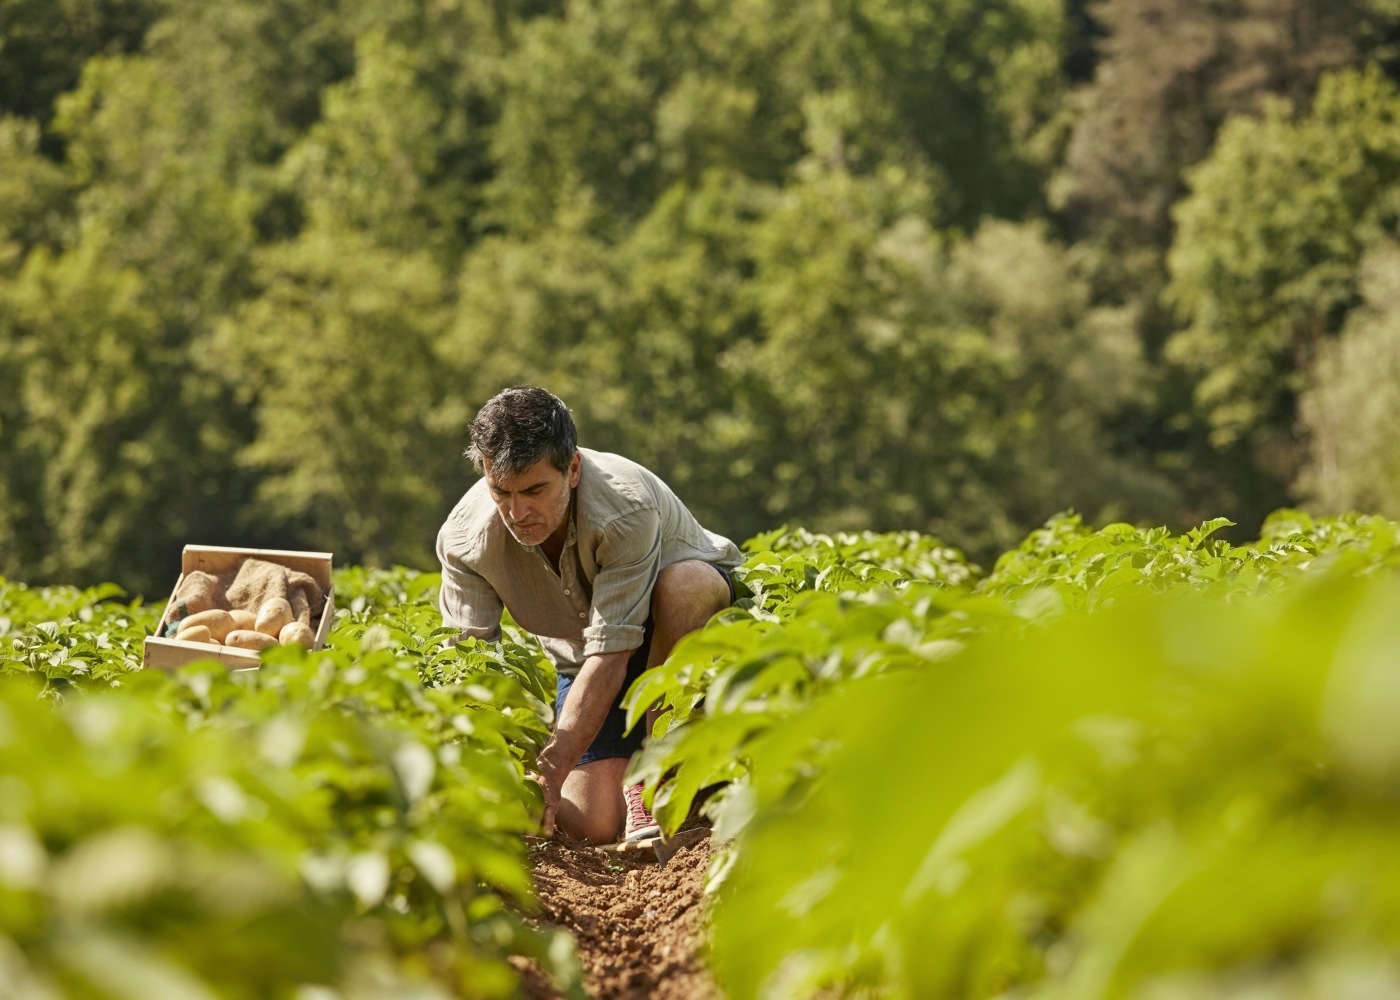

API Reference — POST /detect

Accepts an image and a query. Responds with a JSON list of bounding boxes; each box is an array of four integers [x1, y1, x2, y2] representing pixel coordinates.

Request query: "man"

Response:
[[436, 386, 742, 844]]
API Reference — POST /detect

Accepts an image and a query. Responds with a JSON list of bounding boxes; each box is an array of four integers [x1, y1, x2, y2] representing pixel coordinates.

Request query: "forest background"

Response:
[[5, 0, 1400, 597]]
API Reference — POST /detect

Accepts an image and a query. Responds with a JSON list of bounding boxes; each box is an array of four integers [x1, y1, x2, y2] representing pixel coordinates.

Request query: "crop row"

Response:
[[4, 510, 1400, 998], [0, 568, 577, 999], [629, 511, 1400, 998]]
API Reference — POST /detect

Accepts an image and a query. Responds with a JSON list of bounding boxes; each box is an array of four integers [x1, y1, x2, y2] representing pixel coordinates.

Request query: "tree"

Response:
[[0, 0, 364, 589], [1298, 238, 1400, 515], [1044, 0, 1400, 539], [1054, 0, 1386, 263], [455, 171, 760, 525], [451, 155, 1176, 563], [0, 0, 501, 588], [214, 229, 458, 567], [486, 0, 1070, 236], [1166, 67, 1400, 483], [0, 116, 71, 258], [0, 244, 203, 589], [0, 0, 162, 129], [213, 13, 514, 566], [735, 171, 1174, 557], [941, 220, 1180, 543]]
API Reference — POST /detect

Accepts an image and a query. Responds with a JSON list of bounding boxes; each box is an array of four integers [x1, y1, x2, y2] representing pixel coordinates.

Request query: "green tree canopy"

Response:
[[0, 0, 162, 127], [1298, 238, 1400, 515], [1166, 67, 1400, 472], [5, 0, 1400, 590]]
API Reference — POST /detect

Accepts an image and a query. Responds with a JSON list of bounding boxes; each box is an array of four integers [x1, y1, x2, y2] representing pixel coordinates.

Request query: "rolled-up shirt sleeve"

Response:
[[437, 539, 504, 645], [582, 508, 662, 657]]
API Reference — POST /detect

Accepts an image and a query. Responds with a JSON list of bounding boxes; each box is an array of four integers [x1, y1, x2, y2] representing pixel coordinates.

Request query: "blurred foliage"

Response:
[[1053, 0, 1384, 255], [7, 519, 1400, 996], [1298, 238, 1400, 515], [1167, 67, 1400, 454], [618, 513, 1400, 999], [625, 511, 1399, 839], [0, 0, 163, 130], [0, 564, 582, 999], [709, 562, 1400, 1000]]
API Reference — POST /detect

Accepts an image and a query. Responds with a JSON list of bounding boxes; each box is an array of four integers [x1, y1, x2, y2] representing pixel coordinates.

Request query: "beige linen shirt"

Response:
[[436, 448, 742, 677]]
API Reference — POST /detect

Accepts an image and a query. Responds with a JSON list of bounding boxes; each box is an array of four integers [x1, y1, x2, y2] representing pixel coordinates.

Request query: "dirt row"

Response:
[[514, 832, 723, 1000]]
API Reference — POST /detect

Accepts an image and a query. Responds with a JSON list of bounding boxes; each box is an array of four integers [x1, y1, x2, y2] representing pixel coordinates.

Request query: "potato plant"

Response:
[[624, 512, 1400, 999], [6, 511, 1400, 999], [0, 567, 580, 1000]]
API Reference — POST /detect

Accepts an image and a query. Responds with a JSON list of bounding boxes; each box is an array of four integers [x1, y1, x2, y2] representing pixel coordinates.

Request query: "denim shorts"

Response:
[[554, 563, 735, 766]]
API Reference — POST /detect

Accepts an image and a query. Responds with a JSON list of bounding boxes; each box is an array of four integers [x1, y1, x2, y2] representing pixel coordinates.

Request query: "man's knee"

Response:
[[651, 560, 732, 629], [556, 759, 627, 844], [557, 805, 620, 846]]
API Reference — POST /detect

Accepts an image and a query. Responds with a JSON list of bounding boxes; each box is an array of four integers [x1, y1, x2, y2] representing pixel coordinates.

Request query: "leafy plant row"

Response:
[[624, 511, 1400, 999], [0, 568, 579, 1000], [6, 510, 1400, 998]]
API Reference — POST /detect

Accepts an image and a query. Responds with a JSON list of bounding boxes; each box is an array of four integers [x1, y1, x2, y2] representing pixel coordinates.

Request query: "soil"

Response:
[[514, 831, 723, 1000]]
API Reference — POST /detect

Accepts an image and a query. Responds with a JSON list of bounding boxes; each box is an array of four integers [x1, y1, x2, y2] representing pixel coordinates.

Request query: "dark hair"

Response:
[[467, 386, 578, 476]]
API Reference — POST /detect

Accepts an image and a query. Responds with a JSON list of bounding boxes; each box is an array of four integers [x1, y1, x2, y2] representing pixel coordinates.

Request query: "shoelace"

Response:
[[624, 783, 655, 830]]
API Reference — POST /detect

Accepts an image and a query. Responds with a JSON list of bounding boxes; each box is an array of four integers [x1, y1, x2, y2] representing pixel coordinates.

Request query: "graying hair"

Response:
[[466, 386, 577, 476]]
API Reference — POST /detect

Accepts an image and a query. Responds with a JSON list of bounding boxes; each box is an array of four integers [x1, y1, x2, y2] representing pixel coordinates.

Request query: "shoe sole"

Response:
[[623, 823, 661, 843]]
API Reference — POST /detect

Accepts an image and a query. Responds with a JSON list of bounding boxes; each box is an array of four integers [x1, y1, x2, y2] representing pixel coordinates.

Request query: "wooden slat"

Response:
[[181, 545, 333, 592], [142, 635, 262, 671]]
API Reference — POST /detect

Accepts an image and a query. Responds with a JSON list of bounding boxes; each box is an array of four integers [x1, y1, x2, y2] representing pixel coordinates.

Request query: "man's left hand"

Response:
[[530, 739, 575, 838], [532, 651, 631, 838]]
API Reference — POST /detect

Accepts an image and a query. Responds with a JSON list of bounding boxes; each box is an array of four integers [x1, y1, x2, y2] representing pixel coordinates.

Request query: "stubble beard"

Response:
[[507, 482, 573, 548]]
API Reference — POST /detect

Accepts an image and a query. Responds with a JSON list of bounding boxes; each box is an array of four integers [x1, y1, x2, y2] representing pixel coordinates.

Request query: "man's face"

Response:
[[483, 453, 581, 549]]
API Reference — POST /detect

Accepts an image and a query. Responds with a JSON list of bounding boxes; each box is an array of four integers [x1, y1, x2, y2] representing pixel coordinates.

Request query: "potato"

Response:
[[254, 597, 294, 637], [226, 629, 279, 651], [278, 621, 316, 647], [176, 609, 236, 642], [229, 609, 256, 632], [177, 624, 217, 645]]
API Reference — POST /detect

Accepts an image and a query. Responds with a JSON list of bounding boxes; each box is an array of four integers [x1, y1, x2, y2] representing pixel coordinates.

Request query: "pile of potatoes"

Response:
[[172, 597, 317, 650]]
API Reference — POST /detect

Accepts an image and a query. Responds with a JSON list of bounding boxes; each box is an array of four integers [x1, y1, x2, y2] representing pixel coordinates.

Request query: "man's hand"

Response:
[[530, 650, 631, 839], [530, 738, 578, 838]]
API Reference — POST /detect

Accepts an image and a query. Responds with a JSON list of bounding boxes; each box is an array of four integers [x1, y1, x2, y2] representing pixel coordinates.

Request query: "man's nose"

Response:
[[509, 495, 529, 521]]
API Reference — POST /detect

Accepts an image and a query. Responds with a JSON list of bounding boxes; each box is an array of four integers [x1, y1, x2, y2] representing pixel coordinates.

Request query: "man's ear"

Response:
[[568, 451, 582, 488]]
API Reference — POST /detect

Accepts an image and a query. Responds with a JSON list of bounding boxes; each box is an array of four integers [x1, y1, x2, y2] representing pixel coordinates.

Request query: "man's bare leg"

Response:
[[555, 757, 628, 844], [555, 561, 732, 843], [644, 560, 733, 733]]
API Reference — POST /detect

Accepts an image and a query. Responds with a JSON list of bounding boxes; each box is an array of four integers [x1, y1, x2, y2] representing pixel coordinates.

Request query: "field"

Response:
[[4, 510, 1400, 999]]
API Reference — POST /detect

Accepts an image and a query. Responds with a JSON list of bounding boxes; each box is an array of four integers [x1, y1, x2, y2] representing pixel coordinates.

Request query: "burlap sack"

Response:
[[224, 558, 325, 627], [162, 571, 224, 634]]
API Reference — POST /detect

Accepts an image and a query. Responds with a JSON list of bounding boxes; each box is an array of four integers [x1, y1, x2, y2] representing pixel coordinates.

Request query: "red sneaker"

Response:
[[623, 782, 661, 842]]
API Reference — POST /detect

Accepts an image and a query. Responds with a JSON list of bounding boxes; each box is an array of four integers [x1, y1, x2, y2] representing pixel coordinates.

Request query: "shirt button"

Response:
[[564, 589, 571, 595], [578, 612, 585, 619]]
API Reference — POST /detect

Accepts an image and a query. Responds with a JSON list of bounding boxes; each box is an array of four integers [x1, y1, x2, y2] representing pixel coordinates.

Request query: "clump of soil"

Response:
[[515, 832, 722, 1000]]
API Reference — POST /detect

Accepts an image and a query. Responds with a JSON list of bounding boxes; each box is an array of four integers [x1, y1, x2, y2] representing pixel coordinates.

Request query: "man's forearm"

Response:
[[544, 649, 632, 768]]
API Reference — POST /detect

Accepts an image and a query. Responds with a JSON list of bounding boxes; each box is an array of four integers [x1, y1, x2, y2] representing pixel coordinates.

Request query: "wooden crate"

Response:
[[143, 545, 335, 671]]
